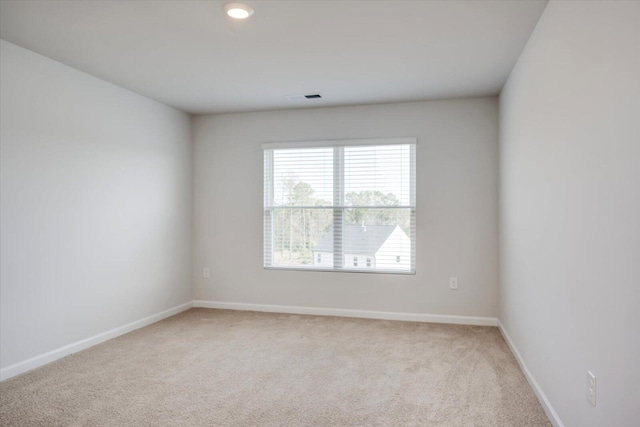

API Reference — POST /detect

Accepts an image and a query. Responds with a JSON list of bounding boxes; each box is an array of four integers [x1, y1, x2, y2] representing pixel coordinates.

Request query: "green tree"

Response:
[[291, 182, 314, 261], [346, 191, 397, 222], [273, 179, 332, 265]]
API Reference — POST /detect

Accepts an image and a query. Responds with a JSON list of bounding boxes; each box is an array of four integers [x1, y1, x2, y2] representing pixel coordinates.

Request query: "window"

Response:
[[263, 138, 416, 274]]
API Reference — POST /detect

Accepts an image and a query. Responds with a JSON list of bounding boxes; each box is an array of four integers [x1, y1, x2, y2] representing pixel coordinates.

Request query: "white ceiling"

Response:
[[0, 0, 547, 114]]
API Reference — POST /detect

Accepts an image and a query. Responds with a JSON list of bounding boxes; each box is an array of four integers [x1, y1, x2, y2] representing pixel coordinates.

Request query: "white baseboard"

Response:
[[0, 301, 193, 381], [498, 320, 564, 427], [193, 300, 498, 326]]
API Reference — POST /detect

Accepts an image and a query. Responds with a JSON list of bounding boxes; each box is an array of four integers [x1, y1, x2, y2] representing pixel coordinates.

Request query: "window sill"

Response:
[[263, 266, 416, 275]]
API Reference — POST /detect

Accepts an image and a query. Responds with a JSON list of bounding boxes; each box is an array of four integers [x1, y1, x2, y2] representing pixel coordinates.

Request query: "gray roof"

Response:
[[313, 225, 398, 255]]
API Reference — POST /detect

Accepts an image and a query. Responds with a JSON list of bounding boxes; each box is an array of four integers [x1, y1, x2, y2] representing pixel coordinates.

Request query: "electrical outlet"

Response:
[[587, 371, 596, 406], [203, 268, 210, 279], [449, 277, 458, 290]]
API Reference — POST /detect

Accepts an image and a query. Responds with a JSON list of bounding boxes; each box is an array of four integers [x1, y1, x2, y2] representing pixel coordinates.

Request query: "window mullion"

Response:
[[333, 146, 344, 269]]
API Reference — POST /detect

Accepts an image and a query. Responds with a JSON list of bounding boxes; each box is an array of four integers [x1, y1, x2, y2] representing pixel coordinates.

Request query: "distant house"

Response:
[[312, 224, 411, 270]]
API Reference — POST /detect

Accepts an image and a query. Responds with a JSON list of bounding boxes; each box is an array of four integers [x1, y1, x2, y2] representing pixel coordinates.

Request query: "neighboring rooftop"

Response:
[[313, 225, 401, 255]]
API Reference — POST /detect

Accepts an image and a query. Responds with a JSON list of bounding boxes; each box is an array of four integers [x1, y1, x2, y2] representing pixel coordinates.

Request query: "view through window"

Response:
[[263, 138, 416, 273]]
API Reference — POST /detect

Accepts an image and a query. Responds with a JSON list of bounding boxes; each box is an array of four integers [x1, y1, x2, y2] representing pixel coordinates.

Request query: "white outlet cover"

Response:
[[449, 277, 458, 290]]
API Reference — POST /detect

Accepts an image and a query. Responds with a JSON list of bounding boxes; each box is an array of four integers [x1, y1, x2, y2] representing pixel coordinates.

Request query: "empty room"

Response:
[[0, 0, 638, 426]]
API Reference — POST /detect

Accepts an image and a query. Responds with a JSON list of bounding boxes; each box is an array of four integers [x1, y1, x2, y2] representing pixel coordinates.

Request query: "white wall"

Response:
[[0, 40, 193, 371], [499, 1, 640, 426], [193, 98, 499, 318]]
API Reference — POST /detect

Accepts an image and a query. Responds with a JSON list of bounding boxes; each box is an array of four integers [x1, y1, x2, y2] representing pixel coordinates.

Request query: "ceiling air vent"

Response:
[[285, 93, 323, 101]]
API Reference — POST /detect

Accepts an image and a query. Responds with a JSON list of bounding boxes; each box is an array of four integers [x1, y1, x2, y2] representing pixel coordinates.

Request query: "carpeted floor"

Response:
[[0, 308, 551, 426]]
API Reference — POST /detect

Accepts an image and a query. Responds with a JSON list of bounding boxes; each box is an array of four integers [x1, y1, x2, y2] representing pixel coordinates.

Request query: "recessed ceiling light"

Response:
[[223, 3, 254, 20]]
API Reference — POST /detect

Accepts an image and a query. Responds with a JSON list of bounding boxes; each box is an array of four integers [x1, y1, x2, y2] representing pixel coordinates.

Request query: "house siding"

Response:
[[374, 227, 411, 271]]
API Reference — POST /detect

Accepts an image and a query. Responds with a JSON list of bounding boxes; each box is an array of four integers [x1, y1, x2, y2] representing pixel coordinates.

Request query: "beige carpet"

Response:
[[0, 308, 550, 426]]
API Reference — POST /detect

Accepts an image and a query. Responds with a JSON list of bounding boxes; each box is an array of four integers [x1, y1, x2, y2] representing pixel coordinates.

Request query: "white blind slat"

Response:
[[262, 137, 416, 150]]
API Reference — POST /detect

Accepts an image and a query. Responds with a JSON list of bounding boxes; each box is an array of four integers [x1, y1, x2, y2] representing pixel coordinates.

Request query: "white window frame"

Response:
[[263, 137, 416, 274]]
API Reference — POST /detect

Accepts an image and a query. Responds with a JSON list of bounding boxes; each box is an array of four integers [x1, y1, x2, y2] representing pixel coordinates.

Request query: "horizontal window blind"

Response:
[[264, 138, 416, 274]]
